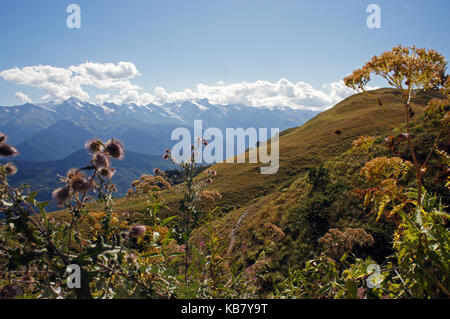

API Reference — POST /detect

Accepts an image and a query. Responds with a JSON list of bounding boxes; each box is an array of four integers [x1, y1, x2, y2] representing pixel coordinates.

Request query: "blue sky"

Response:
[[0, 0, 449, 108]]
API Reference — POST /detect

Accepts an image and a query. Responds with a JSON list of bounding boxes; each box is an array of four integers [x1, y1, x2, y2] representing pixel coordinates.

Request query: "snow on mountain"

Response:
[[0, 97, 319, 153]]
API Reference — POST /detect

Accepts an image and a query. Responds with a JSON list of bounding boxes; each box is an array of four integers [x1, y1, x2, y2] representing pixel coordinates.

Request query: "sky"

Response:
[[0, 0, 449, 109]]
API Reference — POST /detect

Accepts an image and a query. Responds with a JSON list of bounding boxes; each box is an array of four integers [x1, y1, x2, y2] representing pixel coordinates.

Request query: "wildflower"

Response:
[[129, 225, 146, 239], [0, 144, 19, 157], [153, 168, 165, 176], [0, 132, 7, 143], [208, 169, 217, 176], [99, 167, 116, 179], [122, 211, 131, 218], [71, 175, 92, 193], [4, 162, 18, 176], [200, 241, 205, 247], [66, 168, 80, 178], [93, 152, 110, 168], [199, 190, 222, 201], [131, 180, 140, 187], [85, 138, 103, 153], [52, 186, 70, 206], [105, 139, 124, 160], [126, 252, 137, 264], [163, 153, 170, 160], [107, 183, 117, 193], [206, 178, 213, 184], [153, 232, 160, 243]]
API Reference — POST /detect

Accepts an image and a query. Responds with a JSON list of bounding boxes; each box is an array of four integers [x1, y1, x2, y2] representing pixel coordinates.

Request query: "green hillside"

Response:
[[110, 88, 436, 215]]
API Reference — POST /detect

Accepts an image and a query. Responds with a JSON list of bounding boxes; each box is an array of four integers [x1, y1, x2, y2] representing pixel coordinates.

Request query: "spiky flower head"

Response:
[[52, 186, 70, 206], [4, 163, 18, 176], [207, 169, 217, 176], [66, 168, 80, 179], [0, 144, 19, 157], [0, 132, 7, 143], [126, 252, 137, 264], [99, 167, 116, 179], [85, 138, 103, 153], [105, 139, 124, 160], [153, 168, 165, 176], [129, 225, 146, 239], [93, 152, 110, 168], [71, 176, 92, 193]]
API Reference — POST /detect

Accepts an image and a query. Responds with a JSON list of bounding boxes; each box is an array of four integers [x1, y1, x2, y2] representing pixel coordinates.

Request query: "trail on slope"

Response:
[[227, 208, 251, 255]]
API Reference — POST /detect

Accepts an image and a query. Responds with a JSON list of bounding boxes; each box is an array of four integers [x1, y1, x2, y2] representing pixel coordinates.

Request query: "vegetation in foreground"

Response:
[[0, 45, 449, 299]]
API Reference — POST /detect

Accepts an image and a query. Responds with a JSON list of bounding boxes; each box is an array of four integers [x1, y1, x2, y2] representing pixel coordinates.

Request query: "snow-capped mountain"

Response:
[[0, 98, 319, 161]]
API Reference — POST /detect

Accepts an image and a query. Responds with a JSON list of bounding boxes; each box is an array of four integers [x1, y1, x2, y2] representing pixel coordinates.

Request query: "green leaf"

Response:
[[37, 201, 49, 228], [161, 215, 177, 226]]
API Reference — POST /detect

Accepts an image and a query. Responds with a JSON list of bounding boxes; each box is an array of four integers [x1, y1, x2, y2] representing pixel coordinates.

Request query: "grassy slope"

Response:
[[53, 88, 436, 254], [186, 88, 438, 265], [112, 88, 431, 214]]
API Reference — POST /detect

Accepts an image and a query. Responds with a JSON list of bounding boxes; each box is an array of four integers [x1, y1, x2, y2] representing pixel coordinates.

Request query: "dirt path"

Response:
[[227, 208, 251, 255]]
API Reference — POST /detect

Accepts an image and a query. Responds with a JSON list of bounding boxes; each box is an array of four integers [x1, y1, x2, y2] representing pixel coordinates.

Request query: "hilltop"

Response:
[[112, 88, 436, 214]]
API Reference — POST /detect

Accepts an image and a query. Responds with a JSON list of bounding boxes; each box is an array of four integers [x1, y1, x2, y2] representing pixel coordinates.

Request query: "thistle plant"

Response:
[[0, 135, 155, 299], [163, 138, 218, 285]]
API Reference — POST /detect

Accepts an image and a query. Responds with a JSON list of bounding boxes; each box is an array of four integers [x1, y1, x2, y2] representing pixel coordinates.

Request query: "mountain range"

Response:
[[1, 97, 317, 210], [1, 98, 318, 161]]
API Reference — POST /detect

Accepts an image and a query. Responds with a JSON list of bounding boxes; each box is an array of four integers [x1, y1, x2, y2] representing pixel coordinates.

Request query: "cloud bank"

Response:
[[1, 62, 366, 110]]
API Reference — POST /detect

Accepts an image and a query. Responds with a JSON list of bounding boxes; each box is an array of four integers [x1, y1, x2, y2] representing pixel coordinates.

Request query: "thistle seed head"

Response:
[[129, 225, 146, 239], [105, 139, 124, 160], [85, 138, 103, 153], [4, 162, 18, 176], [52, 186, 70, 206], [93, 152, 110, 168], [0, 144, 19, 157], [99, 167, 116, 179]]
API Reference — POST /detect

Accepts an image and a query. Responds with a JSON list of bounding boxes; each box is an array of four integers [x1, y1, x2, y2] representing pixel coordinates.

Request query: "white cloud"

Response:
[[14, 92, 32, 103], [0, 62, 371, 110], [150, 79, 367, 110], [0, 62, 143, 103]]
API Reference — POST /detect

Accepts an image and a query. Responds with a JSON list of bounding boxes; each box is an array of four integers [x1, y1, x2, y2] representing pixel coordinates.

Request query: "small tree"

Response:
[[344, 45, 449, 206]]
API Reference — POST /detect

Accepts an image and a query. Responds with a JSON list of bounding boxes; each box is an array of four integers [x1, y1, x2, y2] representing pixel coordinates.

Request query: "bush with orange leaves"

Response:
[[348, 135, 376, 159], [358, 156, 413, 221], [361, 156, 413, 184], [344, 45, 449, 207], [127, 173, 171, 198]]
